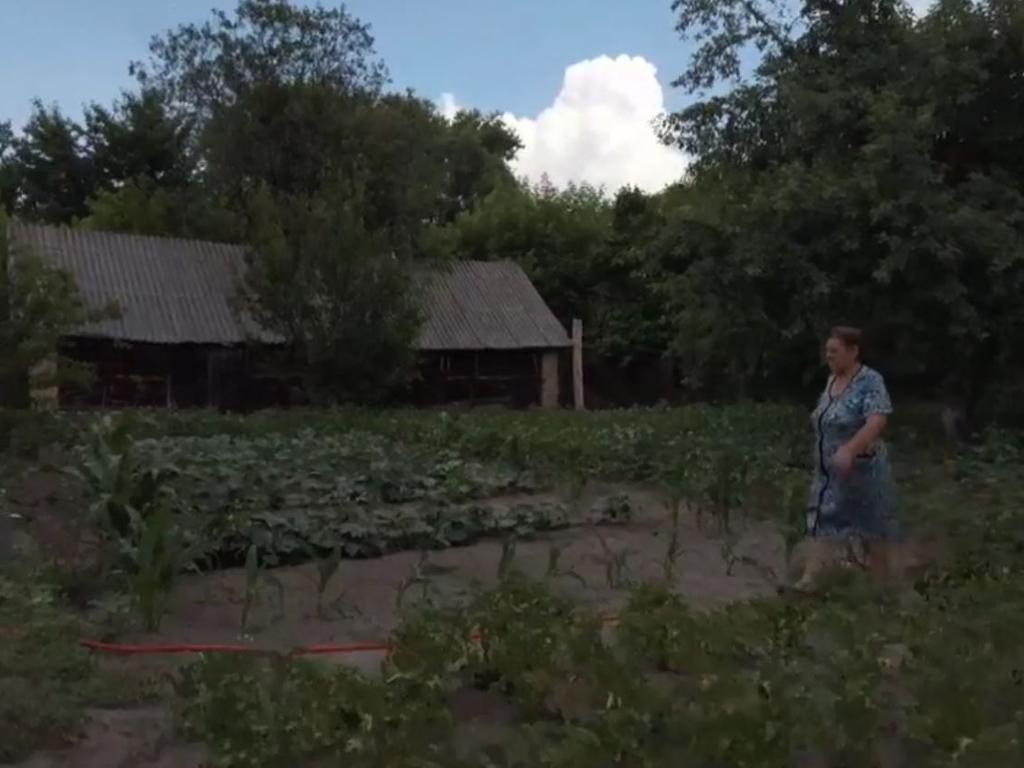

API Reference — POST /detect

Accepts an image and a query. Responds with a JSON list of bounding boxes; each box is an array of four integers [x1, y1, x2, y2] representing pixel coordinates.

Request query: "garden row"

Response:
[[171, 426, 1024, 767]]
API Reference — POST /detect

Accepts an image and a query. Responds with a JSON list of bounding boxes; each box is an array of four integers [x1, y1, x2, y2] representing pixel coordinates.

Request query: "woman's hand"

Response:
[[833, 445, 855, 477]]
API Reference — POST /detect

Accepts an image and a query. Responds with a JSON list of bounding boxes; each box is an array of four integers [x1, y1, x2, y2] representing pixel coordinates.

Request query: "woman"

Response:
[[796, 326, 897, 591]]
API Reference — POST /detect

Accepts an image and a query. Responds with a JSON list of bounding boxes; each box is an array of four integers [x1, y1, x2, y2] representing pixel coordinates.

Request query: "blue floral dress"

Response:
[[807, 366, 897, 541]]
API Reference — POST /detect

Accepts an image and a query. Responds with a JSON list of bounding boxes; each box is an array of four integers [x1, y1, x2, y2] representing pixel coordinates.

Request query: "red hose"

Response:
[[6, 613, 622, 658], [79, 639, 392, 656]]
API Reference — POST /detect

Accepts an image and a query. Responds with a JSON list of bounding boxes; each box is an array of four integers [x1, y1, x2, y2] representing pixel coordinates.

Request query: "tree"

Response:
[[445, 179, 613, 325], [439, 109, 521, 223], [131, 0, 387, 119], [659, 0, 1024, 413], [129, 2, 517, 257], [0, 212, 116, 407], [201, 79, 521, 256], [9, 102, 94, 224], [243, 185, 423, 403], [81, 178, 241, 241], [441, 179, 685, 369], [352, 95, 521, 256], [0, 121, 17, 213], [589, 187, 675, 363], [83, 88, 194, 192]]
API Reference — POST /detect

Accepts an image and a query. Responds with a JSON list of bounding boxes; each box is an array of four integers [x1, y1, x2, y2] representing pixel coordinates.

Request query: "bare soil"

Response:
[[3, 475, 788, 768], [149, 485, 784, 657]]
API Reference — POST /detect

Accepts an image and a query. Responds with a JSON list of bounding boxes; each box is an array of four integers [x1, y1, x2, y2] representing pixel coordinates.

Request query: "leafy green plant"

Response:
[[177, 652, 458, 768], [312, 545, 342, 619], [0, 570, 95, 761], [497, 535, 518, 581], [661, 493, 684, 585], [593, 528, 632, 590], [240, 545, 284, 635], [102, 405, 1023, 767], [64, 414, 202, 629], [67, 415, 173, 544], [544, 543, 586, 587], [133, 500, 180, 631], [394, 550, 449, 610]]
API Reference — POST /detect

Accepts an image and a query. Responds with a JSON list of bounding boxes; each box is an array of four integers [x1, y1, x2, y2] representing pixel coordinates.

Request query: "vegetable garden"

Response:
[[1, 404, 1022, 767]]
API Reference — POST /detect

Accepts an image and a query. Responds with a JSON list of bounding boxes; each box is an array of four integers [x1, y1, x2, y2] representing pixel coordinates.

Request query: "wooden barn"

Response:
[[8, 222, 573, 410]]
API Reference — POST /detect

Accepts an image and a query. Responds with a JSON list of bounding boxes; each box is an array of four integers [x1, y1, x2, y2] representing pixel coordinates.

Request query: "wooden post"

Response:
[[540, 351, 559, 408], [572, 318, 584, 410]]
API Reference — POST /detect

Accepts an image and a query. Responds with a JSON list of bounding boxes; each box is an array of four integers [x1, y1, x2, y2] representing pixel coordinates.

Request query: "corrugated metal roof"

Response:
[[417, 261, 570, 350], [9, 222, 570, 350]]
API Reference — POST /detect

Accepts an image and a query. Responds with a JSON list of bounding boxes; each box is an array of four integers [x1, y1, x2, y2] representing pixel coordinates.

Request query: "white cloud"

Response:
[[502, 55, 689, 194], [438, 92, 460, 121], [440, 55, 689, 195]]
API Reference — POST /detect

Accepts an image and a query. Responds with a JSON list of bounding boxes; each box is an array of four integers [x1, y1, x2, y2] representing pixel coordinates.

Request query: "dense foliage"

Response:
[[3, 0, 1021, 408], [152, 407, 1021, 768], [1, 1, 521, 397], [658, 0, 1024, 414], [128, 428, 631, 565], [0, 212, 116, 411], [3, 403, 1021, 764], [243, 184, 424, 402]]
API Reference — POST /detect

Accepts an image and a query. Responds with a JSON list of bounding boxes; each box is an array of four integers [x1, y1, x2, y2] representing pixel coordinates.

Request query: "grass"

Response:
[[0, 567, 169, 762], [1, 404, 1022, 765]]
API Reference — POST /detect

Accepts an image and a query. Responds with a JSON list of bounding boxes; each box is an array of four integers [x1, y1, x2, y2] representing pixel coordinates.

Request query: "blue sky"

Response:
[[1, 0, 700, 191], [2, 1, 689, 125]]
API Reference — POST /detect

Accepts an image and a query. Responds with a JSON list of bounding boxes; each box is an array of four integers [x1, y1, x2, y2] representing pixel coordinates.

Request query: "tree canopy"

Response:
[[656, 0, 1024, 415], [2, 0, 1022, 413]]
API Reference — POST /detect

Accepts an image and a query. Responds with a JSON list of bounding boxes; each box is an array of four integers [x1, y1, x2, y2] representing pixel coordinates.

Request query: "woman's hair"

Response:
[[829, 325, 864, 360]]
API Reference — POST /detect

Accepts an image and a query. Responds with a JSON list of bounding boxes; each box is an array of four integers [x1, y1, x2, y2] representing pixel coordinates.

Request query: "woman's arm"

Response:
[[845, 414, 888, 455], [834, 414, 888, 476]]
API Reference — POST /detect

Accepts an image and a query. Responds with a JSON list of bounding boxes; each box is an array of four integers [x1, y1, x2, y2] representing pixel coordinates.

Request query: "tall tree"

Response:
[[243, 184, 422, 403], [0, 212, 116, 407], [83, 88, 194, 191], [589, 187, 674, 363], [131, 0, 388, 119], [81, 179, 241, 241], [440, 110, 522, 223], [201, 81, 519, 255], [446, 180, 612, 325], [353, 95, 520, 255], [0, 121, 17, 213], [128, 1, 517, 255], [659, 0, 1024, 413], [201, 79, 366, 202], [10, 102, 94, 224]]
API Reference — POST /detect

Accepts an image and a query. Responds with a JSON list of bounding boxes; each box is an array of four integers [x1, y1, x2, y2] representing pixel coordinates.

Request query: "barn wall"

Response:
[[412, 350, 553, 408], [58, 339, 565, 410], [56, 339, 303, 411]]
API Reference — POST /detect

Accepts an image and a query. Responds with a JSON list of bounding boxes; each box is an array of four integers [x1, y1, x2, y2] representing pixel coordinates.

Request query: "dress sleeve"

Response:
[[861, 371, 893, 417]]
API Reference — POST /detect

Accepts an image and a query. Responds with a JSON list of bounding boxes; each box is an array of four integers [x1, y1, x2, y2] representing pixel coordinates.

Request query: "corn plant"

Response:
[[704, 444, 749, 536], [313, 546, 342, 619], [559, 464, 589, 518], [133, 498, 204, 631], [502, 431, 530, 485], [395, 550, 445, 610], [67, 416, 168, 539], [544, 543, 586, 587], [661, 494, 684, 585], [497, 535, 518, 581], [65, 415, 199, 629], [240, 545, 285, 634], [593, 528, 632, 589]]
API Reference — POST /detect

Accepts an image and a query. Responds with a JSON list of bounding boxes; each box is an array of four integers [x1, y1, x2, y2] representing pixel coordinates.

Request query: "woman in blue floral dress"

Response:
[[797, 326, 897, 590]]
